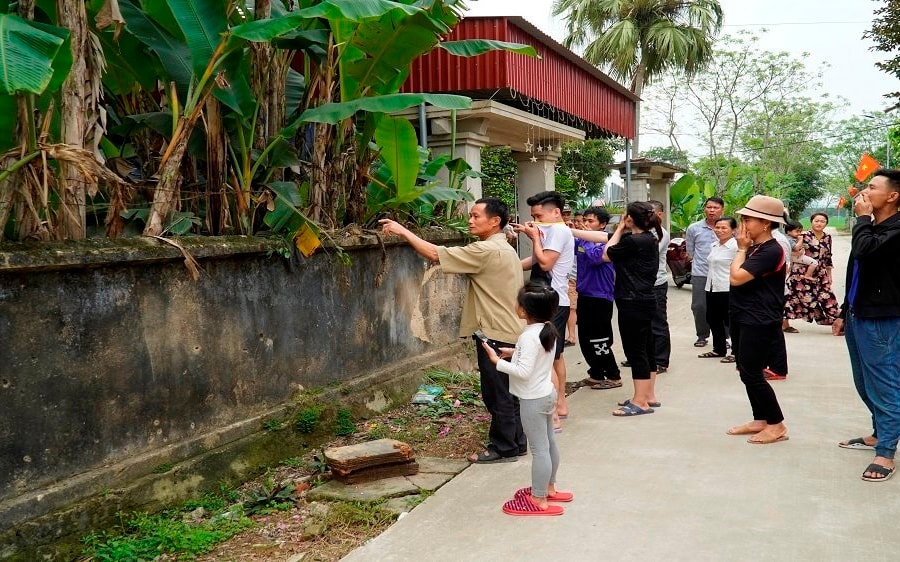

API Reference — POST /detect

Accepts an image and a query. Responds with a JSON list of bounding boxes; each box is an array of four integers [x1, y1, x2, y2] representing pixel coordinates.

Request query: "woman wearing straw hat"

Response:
[[725, 195, 790, 444]]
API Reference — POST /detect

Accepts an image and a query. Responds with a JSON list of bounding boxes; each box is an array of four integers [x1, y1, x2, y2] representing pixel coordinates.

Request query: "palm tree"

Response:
[[552, 0, 723, 155]]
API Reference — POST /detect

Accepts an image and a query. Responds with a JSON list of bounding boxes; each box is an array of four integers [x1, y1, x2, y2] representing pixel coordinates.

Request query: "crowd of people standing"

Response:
[[379, 173, 900, 516]]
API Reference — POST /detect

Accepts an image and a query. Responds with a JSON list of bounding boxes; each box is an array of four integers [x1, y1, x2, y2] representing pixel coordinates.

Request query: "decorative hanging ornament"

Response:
[[524, 139, 534, 153], [530, 155, 538, 163]]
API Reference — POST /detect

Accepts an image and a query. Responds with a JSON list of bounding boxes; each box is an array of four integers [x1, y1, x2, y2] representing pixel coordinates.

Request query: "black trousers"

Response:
[[651, 283, 671, 367], [576, 296, 620, 380], [475, 336, 527, 457], [616, 299, 657, 380], [730, 322, 785, 424], [706, 291, 730, 356], [767, 329, 788, 376]]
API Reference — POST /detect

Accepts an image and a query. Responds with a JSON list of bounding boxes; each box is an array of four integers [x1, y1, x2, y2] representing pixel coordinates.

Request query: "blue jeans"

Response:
[[846, 314, 900, 459]]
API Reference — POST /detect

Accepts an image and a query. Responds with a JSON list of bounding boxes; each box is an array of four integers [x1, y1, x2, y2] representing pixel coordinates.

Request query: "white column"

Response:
[[428, 118, 489, 205], [513, 150, 560, 259]]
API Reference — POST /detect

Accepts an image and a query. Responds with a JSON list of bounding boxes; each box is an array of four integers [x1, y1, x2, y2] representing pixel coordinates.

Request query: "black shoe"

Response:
[[656, 366, 668, 374], [620, 360, 631, 367]]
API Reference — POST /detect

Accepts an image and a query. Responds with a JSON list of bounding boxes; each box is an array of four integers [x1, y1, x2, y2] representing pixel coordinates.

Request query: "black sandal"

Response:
[[698, 351, 725, 358], [468, 449, 517, 464]]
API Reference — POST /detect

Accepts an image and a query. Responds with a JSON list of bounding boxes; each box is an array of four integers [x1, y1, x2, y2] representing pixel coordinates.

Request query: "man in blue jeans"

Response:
[[833, 169, 900, 482]]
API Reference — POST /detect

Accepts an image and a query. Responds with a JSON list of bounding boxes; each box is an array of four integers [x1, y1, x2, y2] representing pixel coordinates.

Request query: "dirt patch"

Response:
[[198, 376, 490, 561], [84, 372, 579, 562]]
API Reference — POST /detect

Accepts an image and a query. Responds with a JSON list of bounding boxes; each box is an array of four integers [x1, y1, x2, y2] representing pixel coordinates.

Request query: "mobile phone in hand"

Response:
[[474, 330, 499, 353]]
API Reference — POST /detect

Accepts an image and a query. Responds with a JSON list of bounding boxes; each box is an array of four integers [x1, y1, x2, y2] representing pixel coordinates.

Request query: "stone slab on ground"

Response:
[[307, 476, 418, 502], [415, 457, 468, 474], [324, 439, 414, 475], [382, 495, 422, 515], [336, 461, 419, 484], [405, 471, 454, 492], [306, 456, 469, 503]]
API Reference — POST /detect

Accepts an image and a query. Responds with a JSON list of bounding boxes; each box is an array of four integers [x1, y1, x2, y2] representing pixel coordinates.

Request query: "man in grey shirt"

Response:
[[685, 197, 724, 347]]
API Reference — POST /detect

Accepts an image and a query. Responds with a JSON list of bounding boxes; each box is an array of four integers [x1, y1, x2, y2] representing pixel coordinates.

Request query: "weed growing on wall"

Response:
[[334, 408, 357, 436]]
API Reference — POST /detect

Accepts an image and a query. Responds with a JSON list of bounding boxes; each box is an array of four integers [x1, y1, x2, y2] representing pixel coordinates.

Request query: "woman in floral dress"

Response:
[[783, 212, 840, 328]]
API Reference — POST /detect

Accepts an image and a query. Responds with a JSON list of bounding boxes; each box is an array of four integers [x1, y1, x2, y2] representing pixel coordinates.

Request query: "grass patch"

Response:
[[423, 367, 480, 392], [334, 408, 357, 436], [295, 405, 323, 434], [82, 509, 252, 561], [323, 501, 396, 533]]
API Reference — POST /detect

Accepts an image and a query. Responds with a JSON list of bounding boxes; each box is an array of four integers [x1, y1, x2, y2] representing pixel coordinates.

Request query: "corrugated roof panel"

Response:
[[403, 16, 635, 139]]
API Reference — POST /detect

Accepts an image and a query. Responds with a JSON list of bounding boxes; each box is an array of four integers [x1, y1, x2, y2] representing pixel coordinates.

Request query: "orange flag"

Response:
[[856, 153, 880, 182]]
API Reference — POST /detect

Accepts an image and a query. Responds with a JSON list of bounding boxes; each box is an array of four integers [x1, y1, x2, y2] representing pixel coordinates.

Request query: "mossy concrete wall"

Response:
[[0, 233, 473, 560]]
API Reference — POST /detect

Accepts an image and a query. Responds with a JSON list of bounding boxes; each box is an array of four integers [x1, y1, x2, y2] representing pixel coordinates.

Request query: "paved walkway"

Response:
[[344, 230, 900, 562]]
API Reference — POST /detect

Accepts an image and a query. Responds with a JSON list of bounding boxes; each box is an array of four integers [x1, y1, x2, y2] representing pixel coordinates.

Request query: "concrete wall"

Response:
[[0, 233, 470, 558]]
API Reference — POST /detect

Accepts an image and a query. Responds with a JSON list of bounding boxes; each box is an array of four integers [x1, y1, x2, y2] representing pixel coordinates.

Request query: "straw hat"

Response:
[[736, 195, 787, 224]]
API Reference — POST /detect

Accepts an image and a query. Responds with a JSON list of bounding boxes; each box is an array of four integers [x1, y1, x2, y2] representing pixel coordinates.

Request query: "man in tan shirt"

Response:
[[381, 198, 525, 463]]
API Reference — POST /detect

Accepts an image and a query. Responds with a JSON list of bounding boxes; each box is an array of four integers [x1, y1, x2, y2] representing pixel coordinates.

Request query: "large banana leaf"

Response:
[[167, 0, 228, 76], [231, 0, 417, 42], [341, 9, 447, 98], [264, 180, 317, 235], [300, 0, 419, 21], [30, 20, 72, 95], [439, 39, 538, 58], [119, 0, 192, 100], [285, 68, 306, 118], [375, 115, 418, 201], [96, 24, 159, 94], [211, 48, 256, 116], [0, 13, 67, 94], [143, 0, 184, 41], [293, 93, 470, 127]]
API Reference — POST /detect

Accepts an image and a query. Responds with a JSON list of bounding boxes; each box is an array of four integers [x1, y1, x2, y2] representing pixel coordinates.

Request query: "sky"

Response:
[[463, 0, 898, 152]]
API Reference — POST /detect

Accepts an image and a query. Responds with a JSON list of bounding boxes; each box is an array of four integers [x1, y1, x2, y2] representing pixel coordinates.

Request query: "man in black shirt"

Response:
[[834, 169, 900, 482]]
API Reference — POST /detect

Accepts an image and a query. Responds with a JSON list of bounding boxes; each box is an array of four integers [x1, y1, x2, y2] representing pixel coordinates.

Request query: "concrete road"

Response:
[[344, 230, 900, 562]]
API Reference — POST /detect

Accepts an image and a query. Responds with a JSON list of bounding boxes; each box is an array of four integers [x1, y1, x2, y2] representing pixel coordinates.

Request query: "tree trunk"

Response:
[[143, 132, 190, 237], [250, 0, 287, 187], [625, 63, 646, 203], [56, 0, 93, 240], [204, 97, 229, 234]]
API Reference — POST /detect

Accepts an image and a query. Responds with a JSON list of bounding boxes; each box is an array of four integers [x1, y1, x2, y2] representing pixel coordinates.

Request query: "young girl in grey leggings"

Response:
[[482, 281, 574, 516]]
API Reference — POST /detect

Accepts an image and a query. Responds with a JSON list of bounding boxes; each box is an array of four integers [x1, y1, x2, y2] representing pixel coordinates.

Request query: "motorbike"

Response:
[[666, 237, 692, 288]]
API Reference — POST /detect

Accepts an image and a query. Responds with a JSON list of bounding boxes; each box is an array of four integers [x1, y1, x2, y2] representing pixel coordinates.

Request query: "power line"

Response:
[[722, 20, 869, 27]]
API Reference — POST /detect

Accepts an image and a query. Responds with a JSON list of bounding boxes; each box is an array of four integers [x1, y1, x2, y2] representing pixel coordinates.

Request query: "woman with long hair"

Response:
[[783, 212, 840, 331], [603, 202, 662, 416], [726, 196, 789, 445]]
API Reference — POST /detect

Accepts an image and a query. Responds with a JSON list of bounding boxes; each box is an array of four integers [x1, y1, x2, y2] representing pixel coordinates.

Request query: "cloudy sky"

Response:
[[464, 0, 897, 150]]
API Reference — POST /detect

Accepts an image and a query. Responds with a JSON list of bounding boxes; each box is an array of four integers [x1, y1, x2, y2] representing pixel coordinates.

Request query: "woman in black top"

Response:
[[726, 195, 789, 444], [603, 202, 662, 416]]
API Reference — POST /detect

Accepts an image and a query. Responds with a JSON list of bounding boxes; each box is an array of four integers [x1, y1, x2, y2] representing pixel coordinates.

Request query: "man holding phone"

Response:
[[380, 198, 526, 463], [513, 191, 575, 429]]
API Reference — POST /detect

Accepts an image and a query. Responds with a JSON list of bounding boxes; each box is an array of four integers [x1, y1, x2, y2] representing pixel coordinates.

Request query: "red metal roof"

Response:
[[403, 16, 637, 139]]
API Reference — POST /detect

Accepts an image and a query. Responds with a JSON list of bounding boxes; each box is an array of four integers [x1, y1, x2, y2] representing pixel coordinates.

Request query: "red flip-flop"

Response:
[[515, 487, 574, 502], [502, 494, 564, 516]]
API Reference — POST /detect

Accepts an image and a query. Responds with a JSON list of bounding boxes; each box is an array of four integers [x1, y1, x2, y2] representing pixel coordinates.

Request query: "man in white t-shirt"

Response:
[[513, 191, 575, 427]]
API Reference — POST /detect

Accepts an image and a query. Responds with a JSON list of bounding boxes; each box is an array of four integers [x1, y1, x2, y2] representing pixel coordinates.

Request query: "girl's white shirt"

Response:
[[495, 323, 556, 399], [705, 237, 738, 292]]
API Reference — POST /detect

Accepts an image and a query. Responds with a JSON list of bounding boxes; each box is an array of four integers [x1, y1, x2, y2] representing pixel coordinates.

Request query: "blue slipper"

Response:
[[617, 398, 661, 408], [612, 402, 655, 417]]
